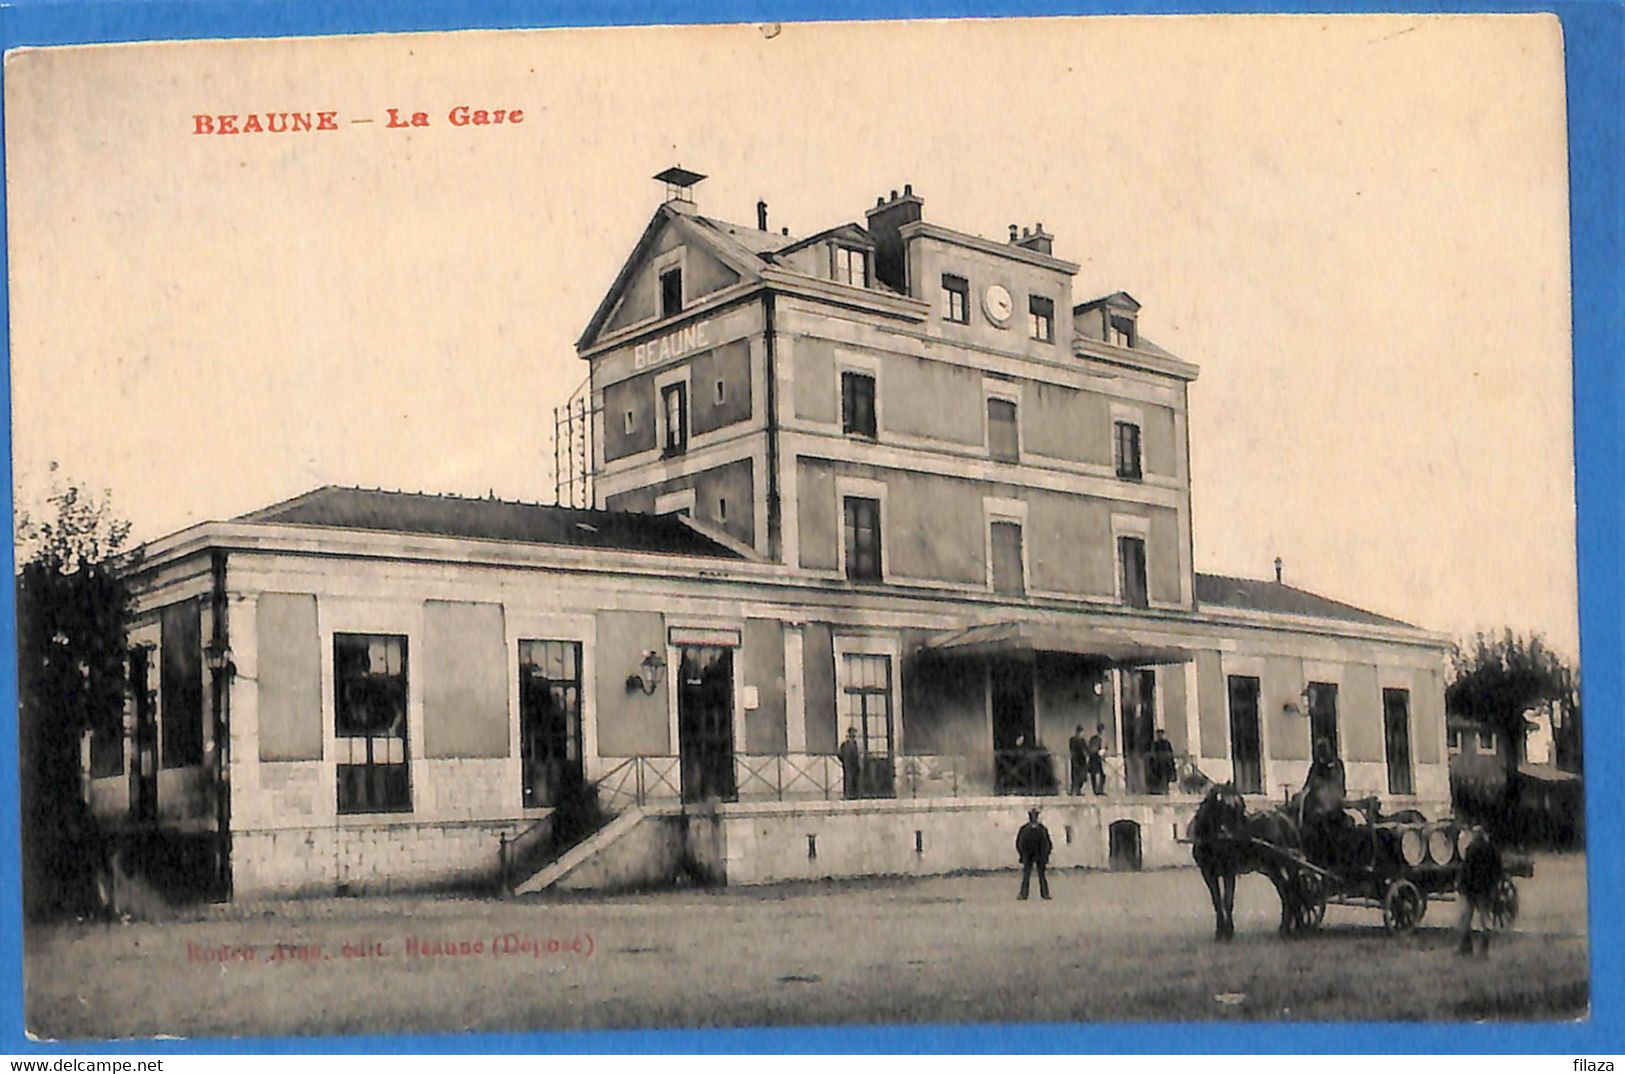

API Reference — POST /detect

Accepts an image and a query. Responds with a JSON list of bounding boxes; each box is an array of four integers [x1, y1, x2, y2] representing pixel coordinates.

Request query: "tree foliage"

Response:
[[15, 469, 135, 919], [1446, 629, 1578, 778]]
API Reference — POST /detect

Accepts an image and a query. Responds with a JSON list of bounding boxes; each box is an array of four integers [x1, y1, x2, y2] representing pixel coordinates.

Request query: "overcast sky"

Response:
[[5, 15, 1578, 656]]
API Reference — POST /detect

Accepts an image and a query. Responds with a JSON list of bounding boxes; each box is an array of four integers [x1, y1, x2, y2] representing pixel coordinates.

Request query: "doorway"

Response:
[[992, 658, 1052, 793], [1109, 819, 1143, 871], [1119, 669, 1156, 794], [678, 646, 736, 803], [128, 647, 157, 823], [1227, 674, 1263, 794], [519, 640, 584, 809]]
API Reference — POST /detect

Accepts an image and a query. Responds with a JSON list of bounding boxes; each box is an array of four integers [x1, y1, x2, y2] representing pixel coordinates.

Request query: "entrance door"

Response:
[[128, 647, 157, 823], [1119, 669, 1156, 794], [991, 659, 1049, 793], [519, 640, 584, 809], [677, 646, 736, 803], [1227, 674, 1263, 794]]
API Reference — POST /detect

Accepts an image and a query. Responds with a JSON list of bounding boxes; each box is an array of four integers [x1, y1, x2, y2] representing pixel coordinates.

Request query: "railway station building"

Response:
[[84, 172, 1453, 899]]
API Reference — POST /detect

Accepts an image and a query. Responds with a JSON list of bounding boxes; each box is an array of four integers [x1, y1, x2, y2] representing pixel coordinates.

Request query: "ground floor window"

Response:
[[1227, 674, 1263, 794], [1308, 681, 1339, 756], [1383, 687, 1414, 795], [519, 640, 583, 809], [335, 633, 411, 813]]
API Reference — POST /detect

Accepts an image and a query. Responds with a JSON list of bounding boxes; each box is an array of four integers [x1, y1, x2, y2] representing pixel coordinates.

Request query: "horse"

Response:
[[1190, 783, 1310, 941]]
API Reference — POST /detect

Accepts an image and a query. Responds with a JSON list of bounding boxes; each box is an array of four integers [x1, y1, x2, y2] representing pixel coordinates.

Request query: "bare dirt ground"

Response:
[[24, 853, 1588, 1040]]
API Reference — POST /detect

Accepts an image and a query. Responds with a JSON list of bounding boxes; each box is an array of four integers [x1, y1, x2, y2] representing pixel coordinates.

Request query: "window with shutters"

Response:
[[1115, 421, 1143, 481], [841, 371, 877, 439], [990, 520, 1026, 595], [660, 381, 688, 457], [987, 397, 1019, 462], [1118, 535, 1149, 609], [843, 496, 883, 582]]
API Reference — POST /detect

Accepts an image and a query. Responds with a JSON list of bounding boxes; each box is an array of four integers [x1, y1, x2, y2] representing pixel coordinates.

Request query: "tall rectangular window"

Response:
[[660, 267, 683, 318], [990, 520, 1025, 596], [841, 371, 877, 438], [1028, 295, 1054, 342], [1118, 535, 1149, 609], [159, 600, 203, 769], [661, 381, 688, 457], [987, 398, 1019, 462], [1227, 675, 1264, 794], [840, 653, 894, 755], [843, 496, 882, 581], [1383, 688, 1414, 795], [335, 633, 411, 813], [942, 274, 969, 324], [834, 247, 868, 287], [1308, 682, 1339, 757], [1115, 421, 1143, 481]]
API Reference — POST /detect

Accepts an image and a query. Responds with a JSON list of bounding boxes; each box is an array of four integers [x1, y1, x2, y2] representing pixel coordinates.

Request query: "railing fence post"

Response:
[[498, 831, 509, 894], [776, 755, 784, 801], [636, 756, 645, 808]]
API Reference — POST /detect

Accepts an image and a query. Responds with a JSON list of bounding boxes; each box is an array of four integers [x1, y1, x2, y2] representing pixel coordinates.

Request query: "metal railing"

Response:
[[581, 750, 1211, 812], [1052, 751, 1209, 797], [585, 753, 974, 808]]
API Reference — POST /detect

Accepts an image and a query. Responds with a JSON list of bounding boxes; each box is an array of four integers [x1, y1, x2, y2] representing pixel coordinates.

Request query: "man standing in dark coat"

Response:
[[1457, 830, 1504, 957], [1068, 724, 1089, 795], [837, 727, 862, 800], [1087, 723, 1108, 795], [1016, 808, 1053, 901]]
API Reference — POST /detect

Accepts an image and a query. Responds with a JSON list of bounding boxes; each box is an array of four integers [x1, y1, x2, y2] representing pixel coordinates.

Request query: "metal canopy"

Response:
[[921, 620, 1192, 666]]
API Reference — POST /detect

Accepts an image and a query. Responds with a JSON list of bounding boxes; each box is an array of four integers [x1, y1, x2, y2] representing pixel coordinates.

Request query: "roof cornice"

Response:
[[900, 221, 1081, 274], [1074, 340, 1200, 382]]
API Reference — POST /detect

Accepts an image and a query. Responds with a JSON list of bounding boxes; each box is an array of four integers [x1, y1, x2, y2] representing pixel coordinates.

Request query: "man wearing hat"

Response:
[[1015, 807, 1053, 901]]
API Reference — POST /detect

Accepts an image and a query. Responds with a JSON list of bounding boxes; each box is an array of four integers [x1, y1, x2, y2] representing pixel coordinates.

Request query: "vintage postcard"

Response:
[[6, 14, 1586, 1043]]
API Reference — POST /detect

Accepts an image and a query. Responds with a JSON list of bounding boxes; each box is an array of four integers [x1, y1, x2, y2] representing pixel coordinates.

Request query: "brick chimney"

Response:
[[757, 199, 768, 231], [864, 183, 923, 293], [1014, 222, 1053, 256]]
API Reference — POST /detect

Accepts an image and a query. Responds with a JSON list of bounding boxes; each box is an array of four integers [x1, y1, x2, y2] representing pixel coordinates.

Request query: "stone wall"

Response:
[[233, 819, 521, 898]]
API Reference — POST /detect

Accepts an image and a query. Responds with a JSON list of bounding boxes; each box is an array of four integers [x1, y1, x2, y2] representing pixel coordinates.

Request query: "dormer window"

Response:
[[834, 246, 869, 288], [660, 267, 683, 318], [1108, 313, 1136, 348]]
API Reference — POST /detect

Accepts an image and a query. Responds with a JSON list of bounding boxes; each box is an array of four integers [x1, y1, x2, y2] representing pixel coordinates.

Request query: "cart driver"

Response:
[[1301, 738, 1349, 866]]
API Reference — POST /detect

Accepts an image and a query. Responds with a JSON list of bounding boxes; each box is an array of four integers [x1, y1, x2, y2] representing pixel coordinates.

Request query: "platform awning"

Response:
[[920, 621, 1192, 666]]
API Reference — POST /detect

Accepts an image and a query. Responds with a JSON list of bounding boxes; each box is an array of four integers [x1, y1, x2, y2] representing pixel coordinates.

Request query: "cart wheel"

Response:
[[1294, 872, 1327, 931], [1487, 876, 1519, 931], [1382, 879, 1423, 934]]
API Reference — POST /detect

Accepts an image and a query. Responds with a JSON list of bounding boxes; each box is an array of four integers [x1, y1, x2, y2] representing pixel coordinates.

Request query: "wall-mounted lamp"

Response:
[[626, 649, 667, 696], [1282, 686, 1311, 717], [203, 639, 235, 677]]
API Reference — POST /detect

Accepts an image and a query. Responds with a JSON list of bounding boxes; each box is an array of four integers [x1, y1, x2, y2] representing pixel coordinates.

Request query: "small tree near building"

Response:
[[1446, 630, 1575, 783], [16, 472, 134, 919]]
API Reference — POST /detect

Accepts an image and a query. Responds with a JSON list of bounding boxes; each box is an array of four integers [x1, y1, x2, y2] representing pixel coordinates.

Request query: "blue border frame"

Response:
[[0, 0, 1618, 1055]]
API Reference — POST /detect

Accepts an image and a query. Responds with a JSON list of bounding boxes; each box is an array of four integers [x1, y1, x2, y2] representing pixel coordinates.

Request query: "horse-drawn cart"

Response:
[[1243, 799, 1532, 936]]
